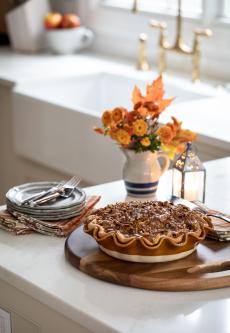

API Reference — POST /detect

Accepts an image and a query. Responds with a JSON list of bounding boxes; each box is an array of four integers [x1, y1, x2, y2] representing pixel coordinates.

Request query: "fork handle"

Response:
[[31, 191, 61, 206], [22, 189, 51, 205], [207, 214, 230, 223]]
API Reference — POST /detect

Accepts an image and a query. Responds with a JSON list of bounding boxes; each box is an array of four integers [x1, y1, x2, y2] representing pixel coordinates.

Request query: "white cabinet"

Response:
[[0, 278, 92, 333], [0, 85, 74, 202]]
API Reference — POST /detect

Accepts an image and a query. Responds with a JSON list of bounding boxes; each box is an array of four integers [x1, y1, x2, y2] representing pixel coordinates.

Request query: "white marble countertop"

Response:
[[0, 157, 229, 333]]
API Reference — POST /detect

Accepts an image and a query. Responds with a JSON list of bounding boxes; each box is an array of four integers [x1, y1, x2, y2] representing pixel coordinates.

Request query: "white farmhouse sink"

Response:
[[14, 72, 213, 115], [13, 70, 228, 184]]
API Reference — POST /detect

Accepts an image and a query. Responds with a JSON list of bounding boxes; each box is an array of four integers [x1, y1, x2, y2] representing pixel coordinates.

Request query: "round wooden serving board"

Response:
[[65, 226, 230, 291]]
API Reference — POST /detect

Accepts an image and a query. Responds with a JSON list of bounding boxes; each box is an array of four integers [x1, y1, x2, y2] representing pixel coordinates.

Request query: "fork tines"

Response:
[[65, 176, 81, 188]]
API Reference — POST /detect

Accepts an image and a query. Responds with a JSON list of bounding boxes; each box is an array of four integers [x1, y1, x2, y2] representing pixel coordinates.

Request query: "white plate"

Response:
[[6, 182, 86, 210], [6, 182, 86, 221]]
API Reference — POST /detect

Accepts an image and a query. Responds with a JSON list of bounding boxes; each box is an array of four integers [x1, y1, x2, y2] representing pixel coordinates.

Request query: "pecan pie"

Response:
[[84, 201, 213, 263]]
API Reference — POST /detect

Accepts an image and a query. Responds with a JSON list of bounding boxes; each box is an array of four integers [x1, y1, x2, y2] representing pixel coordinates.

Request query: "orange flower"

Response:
[[94, 127, 104, 135], [177, 129, 197, 142], [93, 77, 197, 156], [133, 119, 148, 136], [125, 111, 138, 124], [157, 125, 174, 144], [123, 123, 133, 135], [109, 128, 118, 140], [101, 111, 111, 127], [136, 106, 148, 117], [112, 107, 126, 123], [140, 137, 151, 147], [116, 129, 131, 145], [166, 117, 181, 136]]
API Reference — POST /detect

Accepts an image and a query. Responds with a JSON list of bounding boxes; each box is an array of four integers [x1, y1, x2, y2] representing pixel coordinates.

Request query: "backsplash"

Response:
[[50, 0, 78, 13]]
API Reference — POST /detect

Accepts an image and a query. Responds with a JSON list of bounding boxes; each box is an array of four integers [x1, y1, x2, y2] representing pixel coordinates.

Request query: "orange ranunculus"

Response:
[[116, 129, 131, 145], [132, 119, 148, 136], [94, 127, 104, 135], [157, 125, 174, 144], [140, 137, 151, 147], [112, 107, 126, 123], [101, 110, 112, 127]]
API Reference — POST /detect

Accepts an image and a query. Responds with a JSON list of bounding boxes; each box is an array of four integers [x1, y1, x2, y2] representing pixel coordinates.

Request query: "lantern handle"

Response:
[[157, 152, 170, 176]]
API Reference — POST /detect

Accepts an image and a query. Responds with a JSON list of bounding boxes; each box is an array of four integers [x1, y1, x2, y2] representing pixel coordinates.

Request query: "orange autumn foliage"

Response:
[[132, 76, 174, 115], [94, 76, 197, 158]]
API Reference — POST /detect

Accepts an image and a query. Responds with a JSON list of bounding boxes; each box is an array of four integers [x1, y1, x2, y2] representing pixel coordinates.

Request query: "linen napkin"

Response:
[[0, 207, 32, 235], [171, 196, 230, 241], [0, 195, 100, 237], [193, 201, 230, 241]]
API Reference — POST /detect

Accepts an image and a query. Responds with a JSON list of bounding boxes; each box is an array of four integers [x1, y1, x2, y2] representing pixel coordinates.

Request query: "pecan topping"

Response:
[[85, 201, 211, 241]]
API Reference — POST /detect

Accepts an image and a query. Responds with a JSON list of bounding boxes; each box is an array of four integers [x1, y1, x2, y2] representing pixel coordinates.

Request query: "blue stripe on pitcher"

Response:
[[124, 181, 158, 196], [125, 180, 159, 189], [127, 189, 157, 196]]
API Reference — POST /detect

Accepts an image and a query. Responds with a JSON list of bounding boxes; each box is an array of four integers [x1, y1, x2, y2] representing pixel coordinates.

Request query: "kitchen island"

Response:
[[0, 157, 229, 333]]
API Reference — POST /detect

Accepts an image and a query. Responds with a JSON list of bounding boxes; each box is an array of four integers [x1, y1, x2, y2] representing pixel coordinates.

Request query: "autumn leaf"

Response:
[[146, 76, 165, 101], [158, 97, 175, 112], [132, 85, 144, 105], [94, 127, 104, 135]]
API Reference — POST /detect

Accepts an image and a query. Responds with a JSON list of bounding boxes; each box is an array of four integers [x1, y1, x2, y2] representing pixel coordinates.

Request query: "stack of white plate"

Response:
[[6, 182, 86, 221]]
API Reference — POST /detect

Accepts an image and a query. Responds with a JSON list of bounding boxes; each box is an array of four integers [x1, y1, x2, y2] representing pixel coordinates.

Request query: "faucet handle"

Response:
[[132, 0, 138, 13], [150, 19, 167, 30], [137, 33, 150, 71], [195, 28, 213, 38]]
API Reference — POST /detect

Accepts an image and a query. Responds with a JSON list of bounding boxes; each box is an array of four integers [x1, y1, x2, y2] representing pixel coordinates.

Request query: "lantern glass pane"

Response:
[[172, 168, 182, 197], [184, 171, 205, 201]]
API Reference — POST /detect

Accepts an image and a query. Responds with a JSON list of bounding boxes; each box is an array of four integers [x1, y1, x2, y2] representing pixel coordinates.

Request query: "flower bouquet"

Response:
[[94, 76, 197, 160], [94, 76, 197, 197]]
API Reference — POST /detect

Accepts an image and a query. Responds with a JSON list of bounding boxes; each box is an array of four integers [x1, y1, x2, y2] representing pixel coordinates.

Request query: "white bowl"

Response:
[[45, 27, 94, 54]]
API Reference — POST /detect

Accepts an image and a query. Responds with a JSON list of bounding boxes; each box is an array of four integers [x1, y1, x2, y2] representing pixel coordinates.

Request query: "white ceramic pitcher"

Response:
[[122, 150, 170, 197]]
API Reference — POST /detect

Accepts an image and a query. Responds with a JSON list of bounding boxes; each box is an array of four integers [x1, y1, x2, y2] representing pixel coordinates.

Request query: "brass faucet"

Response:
[[132, 0, 138, 13], [149, 0, 212, 82], [137, 33, 150, 71]]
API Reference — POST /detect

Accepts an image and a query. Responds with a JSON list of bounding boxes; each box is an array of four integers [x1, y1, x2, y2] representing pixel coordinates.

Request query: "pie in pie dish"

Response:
[[84, 201, 213, 263]]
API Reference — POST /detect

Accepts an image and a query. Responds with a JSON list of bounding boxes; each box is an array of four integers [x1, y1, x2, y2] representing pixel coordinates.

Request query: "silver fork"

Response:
[[31, 176, 81, 206], [21, 181, 65, 206], [171, 196, 230, 224]]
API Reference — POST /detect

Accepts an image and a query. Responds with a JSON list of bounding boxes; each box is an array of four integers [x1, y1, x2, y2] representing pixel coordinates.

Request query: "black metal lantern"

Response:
[[172, 142, 206, 203]]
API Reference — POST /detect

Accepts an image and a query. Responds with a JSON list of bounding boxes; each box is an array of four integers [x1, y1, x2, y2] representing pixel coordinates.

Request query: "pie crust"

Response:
[[84, 201, 213, 262]]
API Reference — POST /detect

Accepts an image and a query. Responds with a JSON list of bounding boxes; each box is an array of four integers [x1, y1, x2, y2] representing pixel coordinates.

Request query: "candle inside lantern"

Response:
[[172, 143, 206, 203], [183, 171, 205, 201]]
